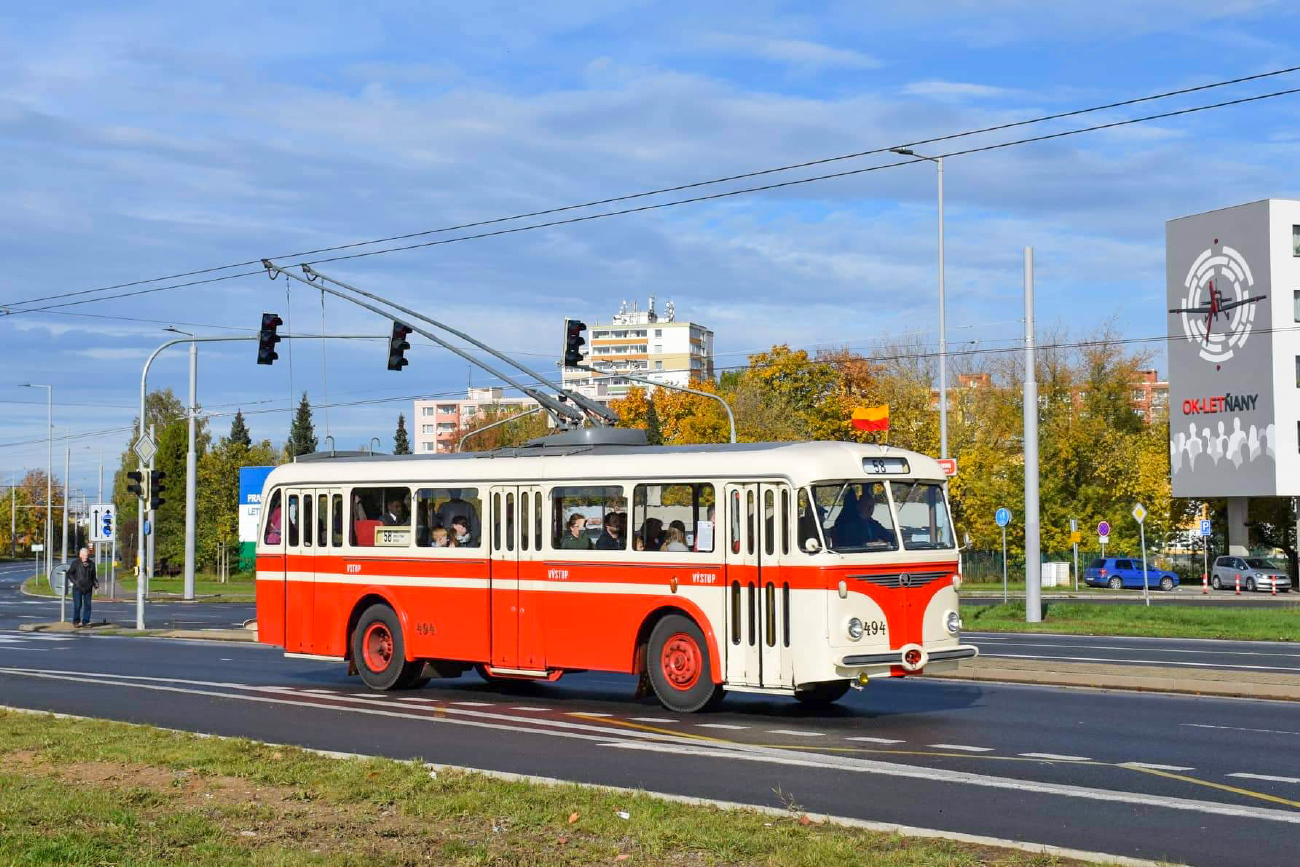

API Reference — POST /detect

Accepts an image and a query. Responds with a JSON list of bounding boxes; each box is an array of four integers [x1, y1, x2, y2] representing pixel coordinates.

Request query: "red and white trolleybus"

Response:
[[255, 430, 977, 712]]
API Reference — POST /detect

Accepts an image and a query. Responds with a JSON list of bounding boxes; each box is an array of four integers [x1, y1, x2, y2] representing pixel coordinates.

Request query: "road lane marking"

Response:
[[847, 737, 905, 744], [1182, 723, 1300, 736], [982, 652, 1300, 673], [628, 717, 677, 723], [696, 723, 749, 730], [569, 712, 612, 717], [928, 744, 993, 752], [396, 697, 441, 703], [767, 729, 825, 737], [979, 641, 1300, 659], [1019, 753, 1091, 762], [510, 706, 548, 712], [1121, 763, 1196, 771], [451, 701, 493, 707], [1228, 773, 1300, 785]]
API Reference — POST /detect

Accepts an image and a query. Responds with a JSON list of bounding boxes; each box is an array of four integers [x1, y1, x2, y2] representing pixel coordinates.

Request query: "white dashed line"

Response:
[[396, 697, 441, 703], [1183, 723, 1300, 737], [299, 689, 341, 695], [569, 711, 612, 717], [696, 723, 749, 730], [929, 744, 994, 752], [509, 706, 548, 712], [1121, 762, 1196, 771], [451, 701, 493, 707], [628, 717, 677, 723], [767, 729, 825, 737], [1019, 753, 1091, 762], [847, 736, 905, 745], [1227, 773, 1300, 785]]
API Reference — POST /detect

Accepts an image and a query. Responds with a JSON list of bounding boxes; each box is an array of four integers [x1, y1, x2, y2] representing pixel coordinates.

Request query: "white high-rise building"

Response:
[[412, 387, 538, 454], [562, 297, 714, 403]]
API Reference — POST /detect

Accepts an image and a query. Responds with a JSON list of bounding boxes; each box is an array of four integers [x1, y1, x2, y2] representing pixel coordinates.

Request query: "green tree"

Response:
[[285, 392, 318, 459], [195, 435, 279, 573], [228, 410, 252, 448], [394, 414, 412, 455], [644, 398, 663, 446]]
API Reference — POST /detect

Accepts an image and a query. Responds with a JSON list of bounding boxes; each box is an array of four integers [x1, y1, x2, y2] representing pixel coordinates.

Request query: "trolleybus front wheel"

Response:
[[352, 603, 423, 690], [647, 614, 722, 713]]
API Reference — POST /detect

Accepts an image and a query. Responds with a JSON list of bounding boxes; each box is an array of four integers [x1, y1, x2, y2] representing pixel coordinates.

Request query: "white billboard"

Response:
[[1167, 199, 1300, 497]]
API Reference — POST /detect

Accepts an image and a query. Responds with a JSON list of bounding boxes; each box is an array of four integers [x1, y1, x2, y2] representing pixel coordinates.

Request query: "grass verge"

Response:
[[0, 710, 1077, 866], [966, 601, 1298, 641], [22, 574, 254, 603]]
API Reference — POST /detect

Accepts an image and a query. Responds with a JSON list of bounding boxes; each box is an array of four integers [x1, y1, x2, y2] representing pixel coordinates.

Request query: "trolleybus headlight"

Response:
[[847, 618, 864, 640], [945, 610, 961, 635]]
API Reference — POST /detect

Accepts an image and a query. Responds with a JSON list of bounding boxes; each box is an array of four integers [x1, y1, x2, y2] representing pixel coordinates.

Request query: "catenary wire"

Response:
[[3, 66, 1299, 311]]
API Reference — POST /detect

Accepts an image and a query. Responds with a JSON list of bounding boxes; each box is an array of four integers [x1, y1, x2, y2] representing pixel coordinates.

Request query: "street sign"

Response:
[[1131, 503, 1148, 525], [937, 458, 958, 477], [32, 543, 44, 553], [1069, 518, 1079, 533], [1097, 521, 1110, 538], [91, 503, 115, 542], [995, 508, 1011, 528], [1070, 531, 1082, 545], [132, 433, 157, 465], [1099, 535, 1108, 546], [1199, 519, 1212, 537]]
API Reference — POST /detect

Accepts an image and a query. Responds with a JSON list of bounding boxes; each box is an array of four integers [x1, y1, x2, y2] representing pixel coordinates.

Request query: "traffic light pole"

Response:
[[262, 261, 584, 427], [135, 332, 388, 630], [184, 341, 197, 600]]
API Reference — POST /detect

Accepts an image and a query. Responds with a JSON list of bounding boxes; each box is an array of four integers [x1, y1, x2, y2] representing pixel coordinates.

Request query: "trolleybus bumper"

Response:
[[840, 644, 978, 673]]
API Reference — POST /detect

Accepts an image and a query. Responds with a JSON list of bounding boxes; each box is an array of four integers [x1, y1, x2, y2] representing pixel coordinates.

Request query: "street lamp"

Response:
[[19, 383, 53, 582], [892, 147, 948, 460], [165, 326, 198, 600]]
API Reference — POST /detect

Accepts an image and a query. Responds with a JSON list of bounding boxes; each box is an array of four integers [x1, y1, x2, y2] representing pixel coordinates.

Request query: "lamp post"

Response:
[[164, 326, 198, 600], [19, 383, 53, 582], [891, 147, 948, 460]]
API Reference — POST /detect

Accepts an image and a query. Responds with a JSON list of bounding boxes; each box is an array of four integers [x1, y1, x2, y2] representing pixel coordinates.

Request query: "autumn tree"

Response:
[[456, 404, 549, 451], [195, 434, 279, 574]]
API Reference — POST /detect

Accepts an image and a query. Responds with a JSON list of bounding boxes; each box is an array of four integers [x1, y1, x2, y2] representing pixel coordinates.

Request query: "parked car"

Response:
[[1210, 556, 1292, 592], [1082, 557, 1179, 591]]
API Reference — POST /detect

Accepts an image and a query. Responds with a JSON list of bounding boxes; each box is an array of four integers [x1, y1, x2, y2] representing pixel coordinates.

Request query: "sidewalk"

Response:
[[931, 655, 1300, 701]]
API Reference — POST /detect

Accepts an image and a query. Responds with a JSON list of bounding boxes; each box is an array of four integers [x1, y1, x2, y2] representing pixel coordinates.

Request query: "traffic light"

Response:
[[257, 312, 283, 365], [563, 318, 587, 367], [148, 470, 167, 511], [126, 470, 144, 498], [387, 321, 412, 371]]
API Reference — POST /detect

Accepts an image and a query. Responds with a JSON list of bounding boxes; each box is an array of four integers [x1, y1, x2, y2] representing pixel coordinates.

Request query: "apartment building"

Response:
[[412, 387, 537, 454]]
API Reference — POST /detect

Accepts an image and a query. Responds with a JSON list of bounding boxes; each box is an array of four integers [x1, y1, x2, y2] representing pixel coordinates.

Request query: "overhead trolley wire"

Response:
[[2, 66, 1298, 313]]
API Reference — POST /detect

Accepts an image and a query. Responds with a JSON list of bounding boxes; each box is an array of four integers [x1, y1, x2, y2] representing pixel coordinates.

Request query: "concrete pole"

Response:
[[9, 474, 14, 560], [184, 340, 197, 600], [61, 447, 69, 564], [147, 423, 156, 599], [936, 156, 948, 460], [97, 461, 103, 576], [1023, 247, 1042, 623], [1227, 497, 1249, 556], [45, 387, 52, 582]]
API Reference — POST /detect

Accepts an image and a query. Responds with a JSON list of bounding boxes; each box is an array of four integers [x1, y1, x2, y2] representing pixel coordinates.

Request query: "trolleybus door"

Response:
[[723, 483, 761, 686], [516, 485, 546, 670], [283, 487, 316, 654], [758, 483, 794, 689], [488, 485, 521, 668]]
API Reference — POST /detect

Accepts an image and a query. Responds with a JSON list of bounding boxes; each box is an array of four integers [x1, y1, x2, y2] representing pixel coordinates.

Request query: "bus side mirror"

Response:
[[803, 538, 822, 554]]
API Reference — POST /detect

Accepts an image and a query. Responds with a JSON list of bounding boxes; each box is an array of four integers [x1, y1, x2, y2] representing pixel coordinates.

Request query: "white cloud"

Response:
[[702, 34, 882, 70], [903, 81, 1016, 99]]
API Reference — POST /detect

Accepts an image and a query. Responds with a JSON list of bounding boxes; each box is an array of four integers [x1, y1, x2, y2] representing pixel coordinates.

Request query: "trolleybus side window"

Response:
[[630, 483, 715, 553], [317, 494, 328, 548], [331, 494, 343, 547], [287, 494, 299, 547], [812, 481, 897, 552], [262, 490, 282, 545], [350, 486, 412, 547], [302, 494, 313, 547], [414, 488, 482, 548], [551, 486, 626, 551], [796, 488, 822, 553], [890, 482, 954, 550]]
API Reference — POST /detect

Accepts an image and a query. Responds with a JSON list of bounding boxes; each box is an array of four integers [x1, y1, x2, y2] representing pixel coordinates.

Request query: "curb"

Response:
[[18, 622, 258, 642]]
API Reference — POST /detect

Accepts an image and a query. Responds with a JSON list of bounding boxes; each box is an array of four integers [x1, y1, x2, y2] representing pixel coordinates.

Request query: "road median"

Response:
[[930, 655, 1300, 701], [19, 621, 258, 642]]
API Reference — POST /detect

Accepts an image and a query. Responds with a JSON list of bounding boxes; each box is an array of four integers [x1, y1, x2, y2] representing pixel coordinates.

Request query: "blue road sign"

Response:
[[995, 508, 1011, 528], [1199, 519, 1212, 537]]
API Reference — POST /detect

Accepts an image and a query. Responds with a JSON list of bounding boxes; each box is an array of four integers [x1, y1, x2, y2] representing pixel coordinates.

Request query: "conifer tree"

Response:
[[229, 410, 252, 448], [285, 392, 318, 458], [644, 396, 663, 446], [394, 413, 412, 455]]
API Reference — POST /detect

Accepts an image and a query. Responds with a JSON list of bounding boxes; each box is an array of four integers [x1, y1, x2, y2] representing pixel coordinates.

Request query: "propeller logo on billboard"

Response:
[[1169, 241, 1265, 366]]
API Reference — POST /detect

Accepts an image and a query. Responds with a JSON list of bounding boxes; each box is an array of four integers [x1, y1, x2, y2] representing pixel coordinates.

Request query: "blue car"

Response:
[[1082, 557, 1179, 591]]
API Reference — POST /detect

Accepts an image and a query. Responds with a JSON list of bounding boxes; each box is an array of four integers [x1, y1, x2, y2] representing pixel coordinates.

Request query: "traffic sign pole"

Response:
[[1132, 503, 1150, 607], [1070, 518, 1079, 592], [1002, 525, 1008, 604]]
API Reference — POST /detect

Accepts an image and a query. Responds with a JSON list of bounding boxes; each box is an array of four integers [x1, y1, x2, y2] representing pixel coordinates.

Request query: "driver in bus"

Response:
[[834, 487, 895, 548]]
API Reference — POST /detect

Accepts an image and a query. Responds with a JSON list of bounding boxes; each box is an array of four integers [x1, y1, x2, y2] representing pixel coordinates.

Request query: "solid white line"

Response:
[[1019, 753, 1091, 762], [768, 729, 825, 737], [983, 652, 1300, 673], [929, 744, 993, 752], [0, 704, 1161, 867], [847, 736, 905, 744], [1182, 723, 1300, 736], [979, 641, 1300, 659], [396, 697, 440, 703], [696, 723, 749, 730], [1227, 773, 1300, 785], [1120, 762, 1195, 771]]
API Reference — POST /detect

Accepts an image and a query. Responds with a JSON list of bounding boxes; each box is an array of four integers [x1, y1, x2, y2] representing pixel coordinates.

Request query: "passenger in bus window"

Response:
[[263, 492, 282, 545], [661, 526, 688, 552], [641, 517, 664, 551], [437, 489, 481, 540], [595, 512, 624, 550], [383, 496, 408, 526], [431, 526, 453, 547], [559, 514, 591, 550], [451, 516, 477, 548]]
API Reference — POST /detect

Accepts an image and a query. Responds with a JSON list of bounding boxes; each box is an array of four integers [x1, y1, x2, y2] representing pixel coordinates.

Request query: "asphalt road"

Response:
[[3, 560, 1299, 865]]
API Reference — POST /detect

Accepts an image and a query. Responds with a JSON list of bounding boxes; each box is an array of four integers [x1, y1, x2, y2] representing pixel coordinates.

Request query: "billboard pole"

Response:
[[1023, 247, 1042, 624]]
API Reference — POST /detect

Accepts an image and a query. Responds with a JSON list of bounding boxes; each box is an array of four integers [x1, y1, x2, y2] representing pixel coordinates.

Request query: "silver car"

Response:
[[1210, 556, 1293, 592]]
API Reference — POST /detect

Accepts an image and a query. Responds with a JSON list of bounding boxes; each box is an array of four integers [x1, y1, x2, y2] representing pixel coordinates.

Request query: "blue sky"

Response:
[[2, 0, 1299, 495]]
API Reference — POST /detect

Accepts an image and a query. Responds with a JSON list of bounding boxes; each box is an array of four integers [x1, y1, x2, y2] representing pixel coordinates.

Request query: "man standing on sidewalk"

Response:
[[67, 547, 97, 628]]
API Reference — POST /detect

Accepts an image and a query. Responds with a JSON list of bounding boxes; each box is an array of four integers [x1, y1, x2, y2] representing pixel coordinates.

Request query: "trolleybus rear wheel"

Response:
[[647, 614, 721, 713], [352, 604, 421, 691], [794, 680, 851, 705]]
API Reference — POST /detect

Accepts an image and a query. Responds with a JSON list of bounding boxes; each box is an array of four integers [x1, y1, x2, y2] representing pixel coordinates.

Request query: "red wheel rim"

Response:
[[660, 632, 702, 691], [362, 622, 394, 672]]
